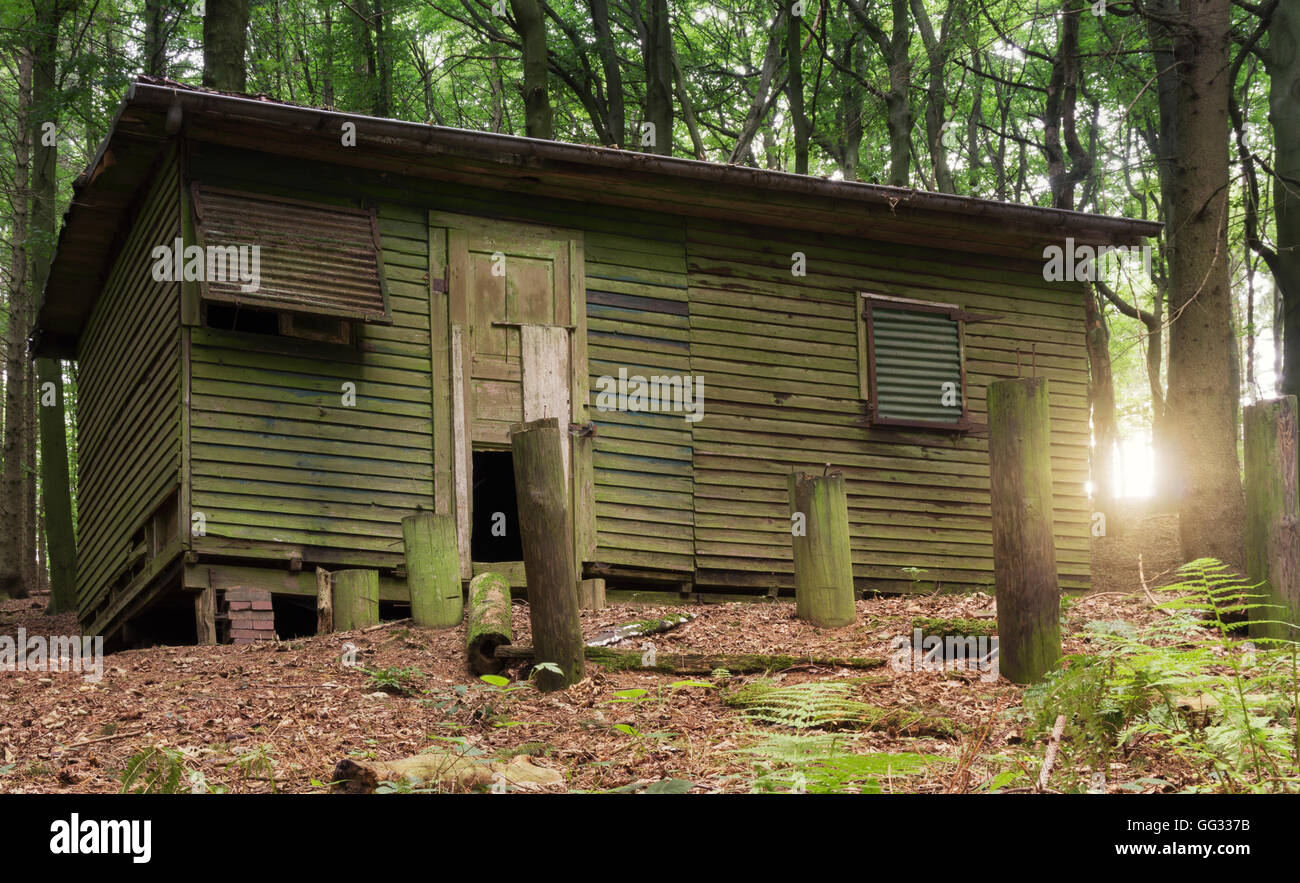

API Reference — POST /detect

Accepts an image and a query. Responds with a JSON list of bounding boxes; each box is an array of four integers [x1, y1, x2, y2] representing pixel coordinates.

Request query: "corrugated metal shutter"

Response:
[[191, 185, 390, 322], [868, 305, 964, 425]]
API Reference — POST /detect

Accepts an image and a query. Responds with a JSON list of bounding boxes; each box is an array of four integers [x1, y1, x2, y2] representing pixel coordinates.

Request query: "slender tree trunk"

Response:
[[1084, 286, 1117, 510], [1166, 0, 1245, 568], [589, 0, 624, 147], [1269, 0, 1300, 409], [203, 0, 250, 92], [510, 0, 553, 139], [1, 51, 33, 600], [786, 0, 808, 173], [643, 0, 673, 155], [143, 0, 169, 76]]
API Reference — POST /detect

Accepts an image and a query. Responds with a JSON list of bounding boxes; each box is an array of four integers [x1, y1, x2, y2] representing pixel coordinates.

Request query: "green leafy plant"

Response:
[[724, 680, 876, 730], [360, 665, 424, 695], [120, 746, 220, 794], [1018, 559, 1300, 793], [735, 731, 949, 793]]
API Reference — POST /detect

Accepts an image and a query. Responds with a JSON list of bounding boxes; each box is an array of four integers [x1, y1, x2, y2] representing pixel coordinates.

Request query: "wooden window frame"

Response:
[[860, 292, 972, 432]]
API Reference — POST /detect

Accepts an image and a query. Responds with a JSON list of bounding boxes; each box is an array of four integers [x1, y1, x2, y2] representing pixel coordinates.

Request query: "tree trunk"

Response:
[[642, 0, 673, 155], [589, 0, 624, 147], [143, 0, 169, 76], [1084, 286, 1117, 512], [30, 0, 75, 613], [987, 378, 1062, 684], [1166, 0, 1245, 569], [787, 471, 856, 627], [510, 0, 553, 139], [1243, 397, 1299, 642], [331, 752, 562, 793], [510, 417, 583, 690], [1269, 1, 1300, 418], [1, 50, 32, 600], [786, 1, 807, 173], [203, 0, 250, 92]]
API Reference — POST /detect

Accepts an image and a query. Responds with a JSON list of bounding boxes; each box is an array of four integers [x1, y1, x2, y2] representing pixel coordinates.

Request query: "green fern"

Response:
[[1018, 558, 1300, 792], [724, 680, 876, 730], [735, 731, 949, 793]]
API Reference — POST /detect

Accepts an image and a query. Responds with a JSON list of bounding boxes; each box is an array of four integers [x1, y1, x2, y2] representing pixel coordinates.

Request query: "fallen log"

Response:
[[496, 644, 886, 675], [586, 613, 696, 647], [331, 752, 564, 794], [467, 572, 513, 675]]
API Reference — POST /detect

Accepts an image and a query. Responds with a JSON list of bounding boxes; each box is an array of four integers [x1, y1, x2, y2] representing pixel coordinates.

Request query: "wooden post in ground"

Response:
[[194, 584, 217, 645], [1244, 396, 1300, 642], [787, 470, 856, 628], [987, 377, 1061, 684], [467, 571, 513, 675], [316, 567, 333, 634], [510, 417, 584, 690], [402, 511, 463, 628], [578, 578, 606, 610], [333, 569, 379, 631]]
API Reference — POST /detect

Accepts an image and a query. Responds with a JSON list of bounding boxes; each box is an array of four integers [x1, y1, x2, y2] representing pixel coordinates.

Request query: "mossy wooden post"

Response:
[[988, 377, 1061, 684], [402, 511, 463, 628], [1244, 396, 1300, 642], [787, 471, 856, 628], [467, 572, 513, 675], [511, 417, 584, 690], [333, 569, 379, 631]]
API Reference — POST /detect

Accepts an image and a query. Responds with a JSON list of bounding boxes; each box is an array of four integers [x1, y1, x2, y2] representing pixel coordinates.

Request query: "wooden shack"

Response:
[[35, 78, 1160, 645]]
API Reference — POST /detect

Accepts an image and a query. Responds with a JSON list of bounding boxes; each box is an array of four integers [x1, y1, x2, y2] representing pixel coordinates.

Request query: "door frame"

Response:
[[429, 211, 593, 582]]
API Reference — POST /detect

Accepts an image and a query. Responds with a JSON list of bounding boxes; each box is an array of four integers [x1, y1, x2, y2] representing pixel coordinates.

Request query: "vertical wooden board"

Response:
[[429, 223, 452, 516], [569, 239, 595, 561], [451, 324, 472, 579], [522, 324, 572, 486]]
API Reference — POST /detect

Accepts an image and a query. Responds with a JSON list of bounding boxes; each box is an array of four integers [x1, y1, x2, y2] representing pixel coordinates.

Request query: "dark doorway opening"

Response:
[[274, 594, 318, 639], [472, 450, 522, 562]]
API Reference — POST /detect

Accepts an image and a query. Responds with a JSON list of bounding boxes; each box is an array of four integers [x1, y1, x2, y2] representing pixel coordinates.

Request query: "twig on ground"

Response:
[[1036, 713, 1067, 792]]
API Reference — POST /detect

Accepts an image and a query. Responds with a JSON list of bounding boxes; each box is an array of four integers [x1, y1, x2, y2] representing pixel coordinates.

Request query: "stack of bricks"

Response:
[[224, 587, 276, 644]]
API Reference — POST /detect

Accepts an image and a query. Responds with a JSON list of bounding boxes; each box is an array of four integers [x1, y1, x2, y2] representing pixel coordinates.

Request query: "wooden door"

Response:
[[431, 213, 593, 580]]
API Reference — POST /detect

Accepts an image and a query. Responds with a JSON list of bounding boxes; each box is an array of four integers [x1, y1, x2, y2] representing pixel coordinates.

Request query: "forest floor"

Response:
[[0, 507, 1216, 795]]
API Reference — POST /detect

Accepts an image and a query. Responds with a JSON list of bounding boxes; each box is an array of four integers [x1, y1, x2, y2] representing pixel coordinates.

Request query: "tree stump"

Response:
[[1244, 396, 1299, 641], [987, 377, 1061, 684], [510, 417, 584, 690], [333, 569, 379, 631], [787, 470, 856, 628], [403, 511, 463, 629]]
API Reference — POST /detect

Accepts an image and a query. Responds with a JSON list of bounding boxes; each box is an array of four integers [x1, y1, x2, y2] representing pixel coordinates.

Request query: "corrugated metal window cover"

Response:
[[865, 298, 967, 428], [191, 185, 391, 322]]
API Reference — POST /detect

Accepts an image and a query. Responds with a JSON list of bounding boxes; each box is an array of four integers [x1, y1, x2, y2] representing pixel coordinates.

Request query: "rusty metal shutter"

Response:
[[191, 185, 391, 322], [865, 299, 967, 428]]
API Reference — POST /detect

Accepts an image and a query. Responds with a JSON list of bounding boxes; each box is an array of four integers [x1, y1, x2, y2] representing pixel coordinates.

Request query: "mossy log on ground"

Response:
[[910, 616, 998, 637], [496, 644, 886, 674], [330, 752, 564, 793], [466, 572, 513, 675]]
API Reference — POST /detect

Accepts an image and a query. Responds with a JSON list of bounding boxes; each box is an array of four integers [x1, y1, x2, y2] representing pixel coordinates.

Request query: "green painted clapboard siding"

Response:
[[186, 201, 434, 569], [686, 217, 1092, 592], [75, 159, 182, 619], [174, 145, 1092, 592]]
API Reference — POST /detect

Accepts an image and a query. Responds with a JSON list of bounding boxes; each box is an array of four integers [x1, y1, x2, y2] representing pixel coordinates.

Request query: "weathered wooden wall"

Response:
[[185, 150, 434, 568], [78, 143, 1089, 620], [687, 218, 1090, 593], [76, 157, 182, 623]]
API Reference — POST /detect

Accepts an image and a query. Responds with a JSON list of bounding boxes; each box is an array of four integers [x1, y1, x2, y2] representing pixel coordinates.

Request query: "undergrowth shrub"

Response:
[[1018, 558, 1300, 793]]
